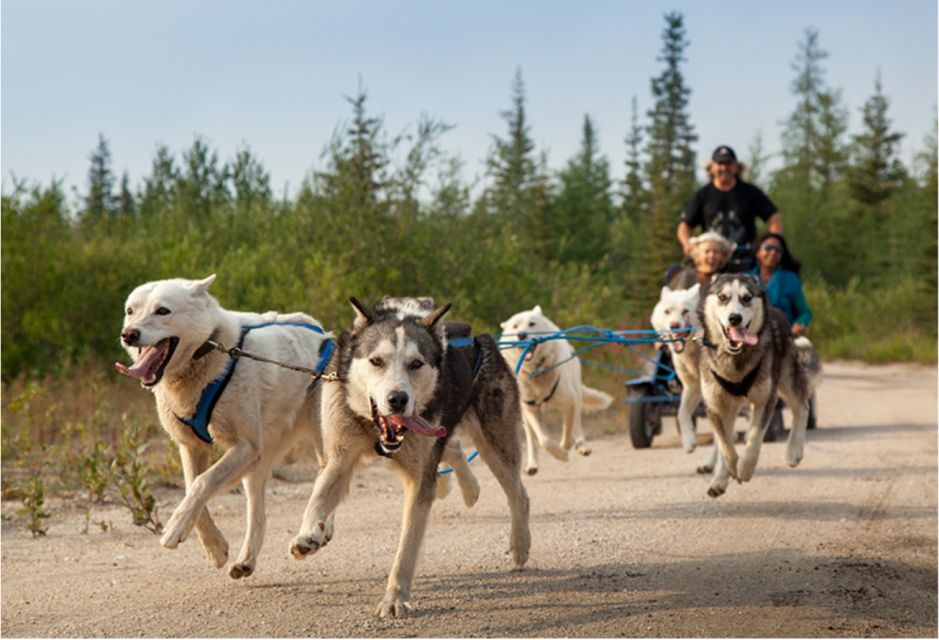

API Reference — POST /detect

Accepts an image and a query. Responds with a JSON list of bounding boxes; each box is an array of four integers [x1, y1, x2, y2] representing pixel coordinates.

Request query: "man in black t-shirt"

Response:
[[677, 145, 782, 272]]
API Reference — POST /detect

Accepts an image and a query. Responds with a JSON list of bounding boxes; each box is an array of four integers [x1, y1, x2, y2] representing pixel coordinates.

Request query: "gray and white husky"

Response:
[[116, 275, 332, 578], [290, 297, 531, 618], [698, 274, 821, 497]]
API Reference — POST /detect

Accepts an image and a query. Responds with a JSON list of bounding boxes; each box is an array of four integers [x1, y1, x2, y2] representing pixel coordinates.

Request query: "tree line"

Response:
[[3, 14, 936, 380]]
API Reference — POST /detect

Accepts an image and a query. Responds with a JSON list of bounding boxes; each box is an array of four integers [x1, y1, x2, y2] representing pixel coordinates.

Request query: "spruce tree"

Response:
[[84, 134, 115, 221], [116, 171, 136, 217], [621, 96, 646, 220], [848, 72, 907, 207], [631, 11, 697, 311], [552, 114, 614, 266], [485, 67, 538, 229]]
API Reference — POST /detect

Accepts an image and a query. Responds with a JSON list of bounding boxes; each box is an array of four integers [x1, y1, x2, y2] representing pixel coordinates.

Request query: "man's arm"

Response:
[[766, 212, 783, 234], [677, 221, 694, 257]]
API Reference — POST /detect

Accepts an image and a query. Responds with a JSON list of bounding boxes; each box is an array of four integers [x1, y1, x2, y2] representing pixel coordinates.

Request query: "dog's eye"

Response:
[[740, 295, 752, 304], [369, 357, 384, 368], [408, 359, 424, 371], [717, 294, 729, 303], [155, 307, 171, 316], [528, 321, 535, 327], [125, 307, 133, 316]]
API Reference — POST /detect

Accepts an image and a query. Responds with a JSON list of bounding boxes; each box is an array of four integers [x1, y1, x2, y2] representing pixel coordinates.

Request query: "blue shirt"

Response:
[[747, 267, 813, 327]]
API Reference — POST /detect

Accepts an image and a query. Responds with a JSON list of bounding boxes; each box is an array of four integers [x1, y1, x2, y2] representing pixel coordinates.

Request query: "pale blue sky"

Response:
[[2, 0, 936, 201]]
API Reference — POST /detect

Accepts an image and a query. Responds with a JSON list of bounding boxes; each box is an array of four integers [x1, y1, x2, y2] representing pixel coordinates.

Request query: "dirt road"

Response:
[[2, 361, 936, 637]]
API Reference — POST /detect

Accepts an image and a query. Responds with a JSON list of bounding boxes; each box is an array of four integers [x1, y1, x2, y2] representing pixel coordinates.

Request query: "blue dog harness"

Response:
[[175, 322, 334, 444]]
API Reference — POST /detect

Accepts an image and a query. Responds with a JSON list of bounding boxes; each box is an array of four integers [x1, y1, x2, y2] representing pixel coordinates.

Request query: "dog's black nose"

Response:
[[728, 313, 743, 327], [387, 390, 409, 413], [517, 332, 528, 340], [121, 328, 140, 346]]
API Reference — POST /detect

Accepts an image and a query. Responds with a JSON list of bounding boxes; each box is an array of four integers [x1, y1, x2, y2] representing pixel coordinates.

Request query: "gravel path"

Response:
[[2, 361, 936, 637]]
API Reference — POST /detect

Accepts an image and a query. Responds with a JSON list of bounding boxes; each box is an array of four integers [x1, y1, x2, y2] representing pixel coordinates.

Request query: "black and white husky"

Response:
[[698, 274, 821, 497], [290, 297, 531, 618]]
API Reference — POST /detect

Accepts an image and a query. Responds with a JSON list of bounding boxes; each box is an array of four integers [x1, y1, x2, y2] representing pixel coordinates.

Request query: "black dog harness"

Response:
[[709, 361, 763, 397], [522, 375, 560, 406], [175, 322, 333, 444]]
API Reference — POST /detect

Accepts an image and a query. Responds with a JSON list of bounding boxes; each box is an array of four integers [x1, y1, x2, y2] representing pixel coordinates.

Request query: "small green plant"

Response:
[[77, 441, 110, 503], [15, 469, 50, 537], [108, 414, 162, 534]]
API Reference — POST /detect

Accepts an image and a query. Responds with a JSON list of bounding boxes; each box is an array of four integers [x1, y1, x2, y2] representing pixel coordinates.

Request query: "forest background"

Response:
[[1, 14, 935, 530]]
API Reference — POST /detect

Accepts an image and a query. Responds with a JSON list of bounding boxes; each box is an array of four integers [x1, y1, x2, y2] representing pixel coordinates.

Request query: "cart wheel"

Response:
[[807, 395, 817, 430], [629, 397, 659, 449], [763, 401, 785, 442]]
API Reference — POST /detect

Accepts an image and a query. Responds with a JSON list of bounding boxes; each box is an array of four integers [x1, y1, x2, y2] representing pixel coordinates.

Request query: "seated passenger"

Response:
[[668, 230, 735, 290], [748, 232, 813, 337]]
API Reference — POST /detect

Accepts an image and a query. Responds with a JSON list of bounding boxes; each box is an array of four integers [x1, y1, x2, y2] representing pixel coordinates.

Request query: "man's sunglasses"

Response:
[[760, 243, 782, 253]]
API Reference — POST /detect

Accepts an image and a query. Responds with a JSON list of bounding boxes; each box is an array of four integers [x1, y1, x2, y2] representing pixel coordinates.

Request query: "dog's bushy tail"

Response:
[[581, 385, 614, 413], [794, 336, 822, 389]]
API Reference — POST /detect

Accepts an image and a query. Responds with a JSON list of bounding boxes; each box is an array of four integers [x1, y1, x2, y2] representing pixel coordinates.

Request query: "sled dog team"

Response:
[[117, 273, 819, 617]]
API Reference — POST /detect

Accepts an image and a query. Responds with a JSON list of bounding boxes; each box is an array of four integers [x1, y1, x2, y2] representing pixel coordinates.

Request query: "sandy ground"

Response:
[[1, 361, 936, 638]]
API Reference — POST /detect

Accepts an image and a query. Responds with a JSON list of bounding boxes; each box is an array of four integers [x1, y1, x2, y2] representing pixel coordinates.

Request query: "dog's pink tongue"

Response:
[[114, 346, 162, 380], [728, 326, 759, 346], [387, 414, 446, 438]]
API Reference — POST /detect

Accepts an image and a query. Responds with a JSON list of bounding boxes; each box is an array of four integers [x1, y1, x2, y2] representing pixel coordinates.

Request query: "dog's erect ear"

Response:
[[350, 297, 375, 329], [688, 283, 701, 297], [660, 286, 671, 299], [188, 274, 216, 295], [532, 304, 543, 315], [421, 302, 451, 329]]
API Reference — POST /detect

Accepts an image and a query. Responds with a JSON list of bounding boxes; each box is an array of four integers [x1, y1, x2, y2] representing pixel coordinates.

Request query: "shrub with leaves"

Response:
[[16, 470, 50, 537], [108, 414, 162, 534]]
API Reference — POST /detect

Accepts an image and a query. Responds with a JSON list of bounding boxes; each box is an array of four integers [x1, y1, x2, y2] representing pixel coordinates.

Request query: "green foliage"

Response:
[[15, 468, 50, 537], [108, 415, 162, 534], [77, 442, 110, 503]]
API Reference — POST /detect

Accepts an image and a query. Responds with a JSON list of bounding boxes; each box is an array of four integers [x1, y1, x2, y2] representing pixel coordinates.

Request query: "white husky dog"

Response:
[[650, 284, 720, 473], [500, 305, 613, 475], [116, 275, 332, 578], [650, 284, 703, 454]]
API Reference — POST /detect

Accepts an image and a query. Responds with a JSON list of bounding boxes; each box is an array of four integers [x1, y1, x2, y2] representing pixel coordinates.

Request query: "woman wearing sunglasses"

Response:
[[749, 232, 813, 337]]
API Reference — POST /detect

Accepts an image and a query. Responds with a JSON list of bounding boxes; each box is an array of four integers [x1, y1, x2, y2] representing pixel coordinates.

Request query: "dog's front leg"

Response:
[[738, 400, 773, 482], [162, 442, 259, 550], [376, 469, 435, 619], [439, 437, 479, 507], [561, 396, 591, 456], [178, 444, 229, 568], [521, 404, 567, 466], [677, 383, 702, 454], [290, 450, 359, 558], [229, 466, 271, 579], [705, 409, 737, 497], [780, 388, 809, 468]]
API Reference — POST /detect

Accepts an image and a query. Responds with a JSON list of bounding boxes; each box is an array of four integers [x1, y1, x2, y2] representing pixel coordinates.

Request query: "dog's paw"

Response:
[[696, 463, 714, 474], [738, 454, 759, 482], [559, 435, 574, 450], [459, 478, 480, 508], [203, 538, 229, 569], [435, 474, 452, 500], [682, 436, 697, 454], [575, 439, 592, 456], [229, 563, 254, 579], [524, 465, 539, 476], [785, 444, 804, 468], [707, 477, 729, 498], [289, 524, 331, 559], [544, 442, 569, 462], [376, 596, 412, 619], [160, 510, 194, 549]]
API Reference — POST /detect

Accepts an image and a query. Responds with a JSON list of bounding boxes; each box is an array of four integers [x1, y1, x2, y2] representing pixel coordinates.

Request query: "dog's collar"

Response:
[[175, 322, 331, 444], [523, 375, 560, 407], [192, 339, 217, 360], [709, 361, 762, 397]]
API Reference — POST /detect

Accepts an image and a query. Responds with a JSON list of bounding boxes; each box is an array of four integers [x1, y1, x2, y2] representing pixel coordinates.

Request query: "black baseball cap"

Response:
[[712, 146, 737, 163]]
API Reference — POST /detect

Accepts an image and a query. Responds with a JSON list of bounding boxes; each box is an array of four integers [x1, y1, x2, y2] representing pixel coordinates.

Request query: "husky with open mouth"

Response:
[[290, 296, 531, 618], [698, 274, 821, 497], [117, 275, 333, 579], [499, 305, 613, 475]]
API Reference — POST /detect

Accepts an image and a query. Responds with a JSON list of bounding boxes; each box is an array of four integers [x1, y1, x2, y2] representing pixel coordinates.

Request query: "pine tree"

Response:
[[177, 137, 230, 218], [139, 145, 179, 217], [84, 134, 115, 221], [485, 67, 538, 229], [552, 114, 614, 266], [231, 146, 272, 214], [630, 11, 697, 311], [621, 96, 646, 220], [848, 72, 907, 207], [116, 171, 136, 216]]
